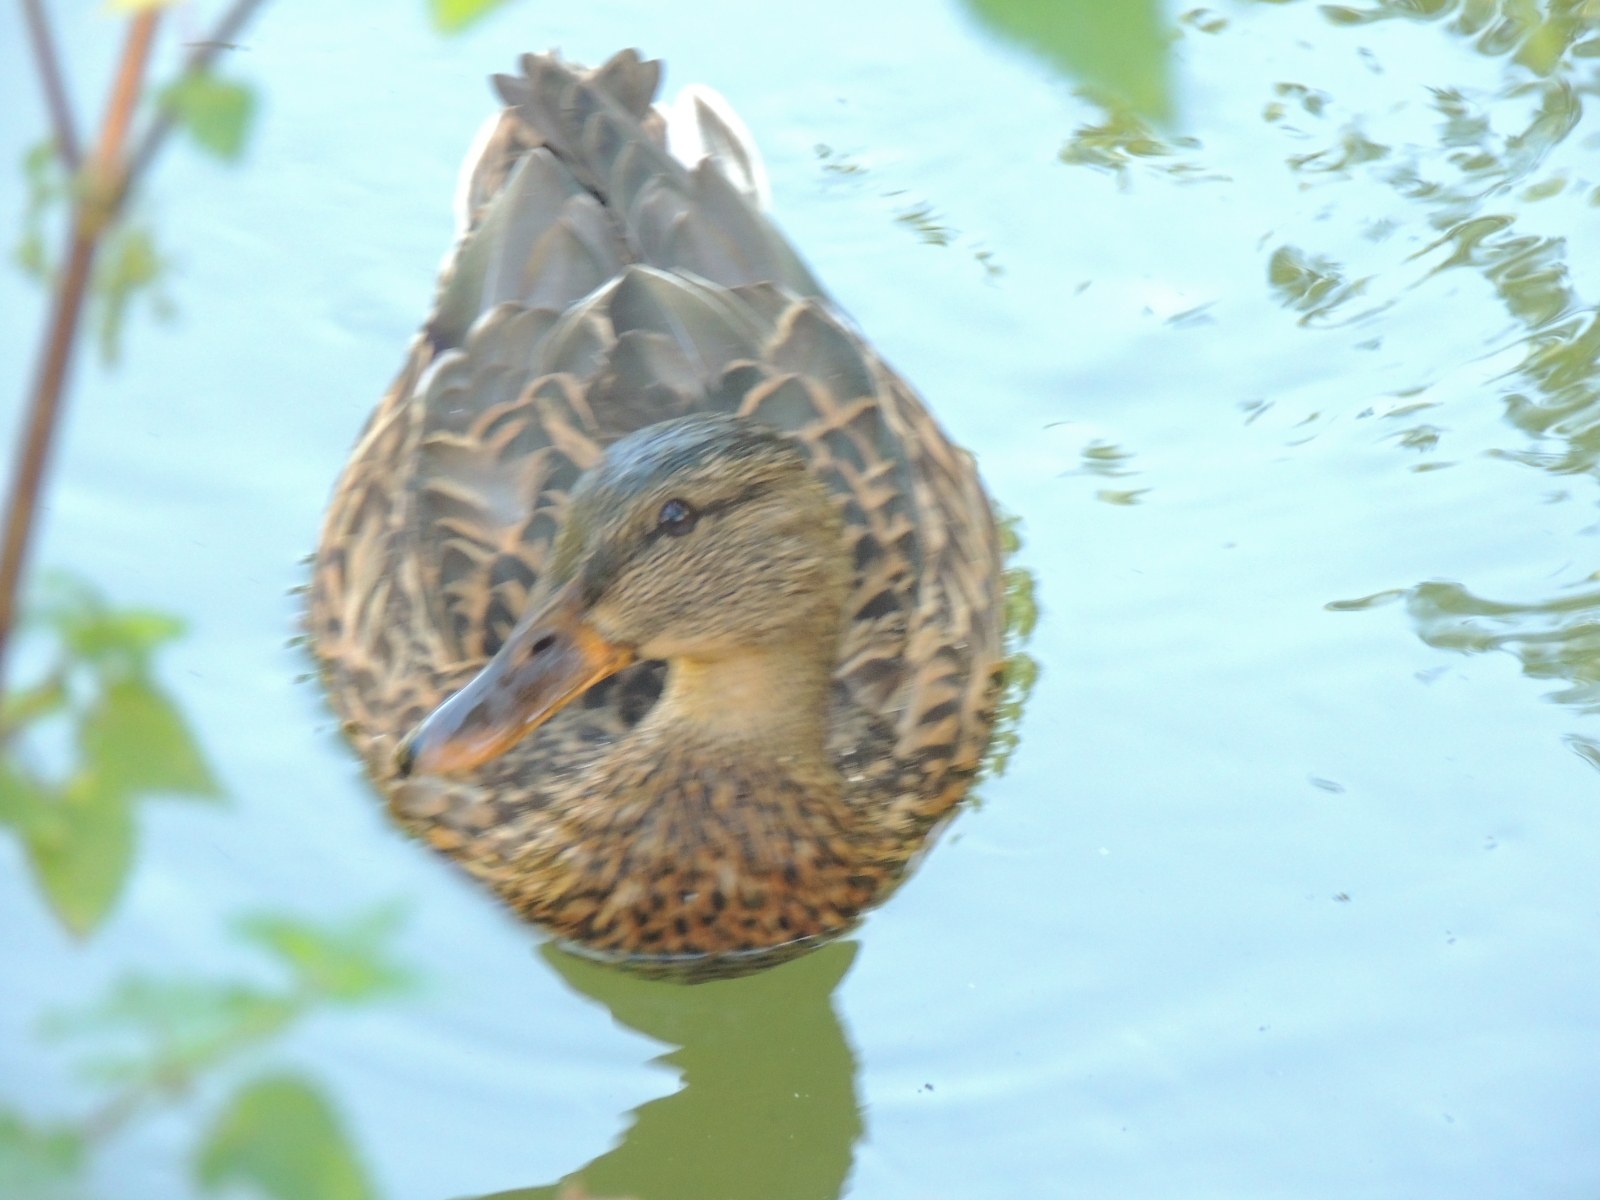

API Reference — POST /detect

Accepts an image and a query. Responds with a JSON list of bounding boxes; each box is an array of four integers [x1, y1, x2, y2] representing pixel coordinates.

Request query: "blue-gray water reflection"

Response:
[[6, 0, 1600, 1196]]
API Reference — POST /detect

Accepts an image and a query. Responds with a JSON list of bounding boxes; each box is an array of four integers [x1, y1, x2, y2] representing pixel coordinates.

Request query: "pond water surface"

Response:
[[4, 1, 1600, 1197]]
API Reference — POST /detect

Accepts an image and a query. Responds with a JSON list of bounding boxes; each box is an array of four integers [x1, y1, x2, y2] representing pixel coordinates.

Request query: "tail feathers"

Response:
[[431, 146, 627, 349], [492, 52, 822, 293], [663, 83, 772, 209], [433, 49, 823, 354]]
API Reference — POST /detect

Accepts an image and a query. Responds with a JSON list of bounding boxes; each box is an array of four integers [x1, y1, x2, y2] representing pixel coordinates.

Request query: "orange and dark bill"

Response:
[[395, 580, 634, 777]]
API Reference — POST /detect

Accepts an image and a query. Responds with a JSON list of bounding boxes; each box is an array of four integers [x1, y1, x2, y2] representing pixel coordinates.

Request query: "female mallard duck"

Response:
[[310, 49, 1003, 977]]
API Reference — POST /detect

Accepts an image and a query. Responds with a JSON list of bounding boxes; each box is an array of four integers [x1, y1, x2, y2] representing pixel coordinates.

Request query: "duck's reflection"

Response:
[[484, 940, 861, 1200]]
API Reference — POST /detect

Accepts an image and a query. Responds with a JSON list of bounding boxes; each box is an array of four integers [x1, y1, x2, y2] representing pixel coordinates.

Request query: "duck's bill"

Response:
[[396, 580, 634, 777]]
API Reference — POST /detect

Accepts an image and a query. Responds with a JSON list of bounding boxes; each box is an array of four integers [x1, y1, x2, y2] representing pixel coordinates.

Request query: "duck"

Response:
[[309, 49, 1004, 978]]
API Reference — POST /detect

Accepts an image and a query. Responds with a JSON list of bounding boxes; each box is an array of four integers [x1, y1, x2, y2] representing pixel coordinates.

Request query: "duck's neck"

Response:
[[642, 641, 836, 761]]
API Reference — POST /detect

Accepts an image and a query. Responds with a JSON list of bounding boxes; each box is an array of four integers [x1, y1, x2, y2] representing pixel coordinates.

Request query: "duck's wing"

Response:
[[311, 50, 1001, 833]]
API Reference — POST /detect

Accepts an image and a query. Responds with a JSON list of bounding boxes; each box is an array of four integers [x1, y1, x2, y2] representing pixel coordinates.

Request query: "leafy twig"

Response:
[[19, 0, 82, 171], [0, 10, 161, 692], [125, 0, 269, 189]]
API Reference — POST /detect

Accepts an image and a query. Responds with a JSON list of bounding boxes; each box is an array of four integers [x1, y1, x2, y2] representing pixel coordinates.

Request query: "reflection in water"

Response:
[[1061, 440, 1148, 506], [1249, 2, 1600, 734], [1334, 579, 1600, 764], [1058, 109, 1227, 186], [1314, 0, 1598, 77], [1267, 245, 1370, 327], [811, 144, 1004, 277], [965, 0, 1173, 118], [1405, 580, 1600, 718], [483, 942, 860, 1200]]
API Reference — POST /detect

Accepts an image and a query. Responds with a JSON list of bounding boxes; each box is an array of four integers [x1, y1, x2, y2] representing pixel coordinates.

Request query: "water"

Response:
[[4, 0, 1600, 1196]]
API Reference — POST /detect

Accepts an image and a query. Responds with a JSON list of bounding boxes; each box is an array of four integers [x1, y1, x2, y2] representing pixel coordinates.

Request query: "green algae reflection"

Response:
[[966, 0, 1173, 120], [482, 941, 860, 1200], [1284, 0, 1600, 752]]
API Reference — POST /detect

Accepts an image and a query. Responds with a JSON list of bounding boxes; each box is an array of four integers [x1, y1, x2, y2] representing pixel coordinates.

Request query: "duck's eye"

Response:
[[657, 498, 698, 537]]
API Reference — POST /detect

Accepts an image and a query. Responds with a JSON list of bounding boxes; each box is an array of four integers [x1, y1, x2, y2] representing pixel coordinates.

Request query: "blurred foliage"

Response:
[[982, 513, 1039, 781], [12, 146, 177, 367], [47, 977, 299, 1091], [234, 906, 413, 1003], [14, 141, 66, 285], [966, 0, 1172, 120], [41, 907, 414, 1096], [0, 573, 221, 937], [13, 60, 257, 365], [93, 222, 173, 364], [0, 1111, 88, 1200], [430, 0, 516, 34], [160, 73, 257, 162], [0, 907, 408, 1200], [7, 7, 425, 1196], [197, 1075, 375, 1200]]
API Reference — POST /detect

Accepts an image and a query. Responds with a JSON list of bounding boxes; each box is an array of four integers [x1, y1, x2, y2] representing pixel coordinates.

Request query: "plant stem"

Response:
[[19, 0, 82, 171], [125, 0, 269, 190], [0, 10, 162, 689], [94, 13, 161, 191]]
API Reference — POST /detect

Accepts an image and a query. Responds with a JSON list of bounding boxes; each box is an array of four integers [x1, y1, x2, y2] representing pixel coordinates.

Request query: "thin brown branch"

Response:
[[125, 0, 269, 189], [19, 0, 82, 170], [93, 10, 160, 188], [0, 10, 163, 688]]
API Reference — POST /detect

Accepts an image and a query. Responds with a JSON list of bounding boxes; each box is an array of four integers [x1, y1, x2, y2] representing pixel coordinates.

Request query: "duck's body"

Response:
[[310, 50, 1002, 976]]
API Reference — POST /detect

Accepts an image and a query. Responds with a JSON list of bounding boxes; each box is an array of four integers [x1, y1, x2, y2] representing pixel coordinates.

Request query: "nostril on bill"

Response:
[[394, 734, 417, 778], [530, 634, 556, 656]]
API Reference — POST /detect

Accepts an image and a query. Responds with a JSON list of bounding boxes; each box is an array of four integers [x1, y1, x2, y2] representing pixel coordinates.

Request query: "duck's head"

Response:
[[396, 413, 848, 777]]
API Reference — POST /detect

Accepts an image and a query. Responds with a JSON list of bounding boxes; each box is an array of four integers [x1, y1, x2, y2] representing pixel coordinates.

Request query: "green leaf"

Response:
[[2, 672, 69, 729], [13, 140, 67, 286], [234, 907, 414, 1004], [81, 678, 222, 802], [93, 223, 171, 366], [14, 231, 51, 283], [33, 571, 185, 678], [43, 976, 298, 1091], [0, 1108, 90, 1200], [429, 0, 516, 34], [0, 761, 59, 838], [159, 73, 256, 161], [196, 1076, 374, 1200], [966, 0, 1172, 120], [22, 772, 133, 938], [3, 574, 218, 934]]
